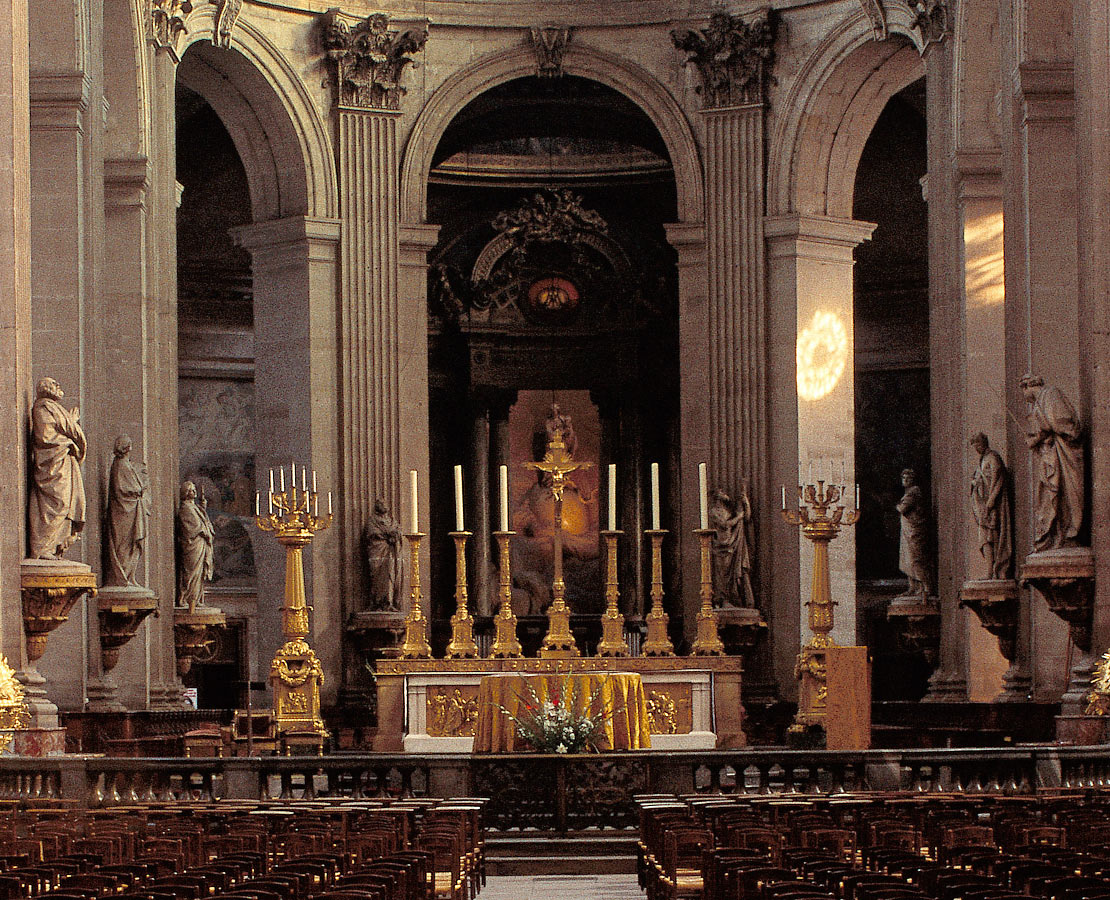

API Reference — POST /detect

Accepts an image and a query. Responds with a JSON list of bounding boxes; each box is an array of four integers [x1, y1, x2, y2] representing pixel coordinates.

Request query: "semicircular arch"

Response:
[[400, 43, 703, 224], [768, 6, 925, 219], [180, 12, 338, 220]]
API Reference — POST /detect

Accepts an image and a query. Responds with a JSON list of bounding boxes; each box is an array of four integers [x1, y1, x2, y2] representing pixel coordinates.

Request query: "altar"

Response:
[[373, 655, 744, 752]]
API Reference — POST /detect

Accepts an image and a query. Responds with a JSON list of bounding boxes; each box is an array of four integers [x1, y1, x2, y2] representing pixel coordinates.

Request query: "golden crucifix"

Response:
[[525, 405, 592, 657]]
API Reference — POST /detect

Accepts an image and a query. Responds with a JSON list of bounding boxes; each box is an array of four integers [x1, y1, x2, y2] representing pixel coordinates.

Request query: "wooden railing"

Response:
[[1, 747, 1108, 828]]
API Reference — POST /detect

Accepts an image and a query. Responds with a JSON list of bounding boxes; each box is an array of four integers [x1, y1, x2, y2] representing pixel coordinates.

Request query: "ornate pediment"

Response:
[[671, 11, 776, 108], [320, 10, 428, 111]]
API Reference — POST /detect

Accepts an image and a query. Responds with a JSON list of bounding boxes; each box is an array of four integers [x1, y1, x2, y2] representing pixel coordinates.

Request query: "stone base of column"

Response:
[[1060, 649, 1097, 714], [84, 676, 124, 713], [17, 668, 59, 729], [923, 668, 968, 702], [997, 664, 1032, 701], [148, 682, 188, 710]]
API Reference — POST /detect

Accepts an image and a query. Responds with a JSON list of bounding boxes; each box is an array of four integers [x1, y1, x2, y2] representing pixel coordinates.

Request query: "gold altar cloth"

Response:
[[474, 671, 651, 752]]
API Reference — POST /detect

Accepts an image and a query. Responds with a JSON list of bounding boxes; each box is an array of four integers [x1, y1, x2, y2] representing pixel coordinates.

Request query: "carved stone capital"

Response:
[[671, 11, 776, 109], [320, 10, 428, 111], [529, 26, 571, 79], [150, 0, 193, 56], [909, 0, 952, 50]]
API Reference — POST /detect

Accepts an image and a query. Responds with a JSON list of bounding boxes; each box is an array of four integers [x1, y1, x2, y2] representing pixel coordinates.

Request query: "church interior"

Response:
[[3, 0, 1110, 896]]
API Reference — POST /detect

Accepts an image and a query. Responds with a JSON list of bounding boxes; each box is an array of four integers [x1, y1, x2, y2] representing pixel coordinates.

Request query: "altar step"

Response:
[[485, 833, 638, 876]]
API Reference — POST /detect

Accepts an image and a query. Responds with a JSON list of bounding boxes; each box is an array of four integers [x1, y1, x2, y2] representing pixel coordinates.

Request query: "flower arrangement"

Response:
[[498, 675, 621, 754]]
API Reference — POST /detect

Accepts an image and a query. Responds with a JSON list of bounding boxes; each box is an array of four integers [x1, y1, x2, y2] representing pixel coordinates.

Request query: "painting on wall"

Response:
[[509, 390, 601, 615], [179, 378, 257, 586]]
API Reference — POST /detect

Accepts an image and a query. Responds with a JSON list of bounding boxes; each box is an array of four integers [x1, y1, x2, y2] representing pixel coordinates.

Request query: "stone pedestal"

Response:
[[172, 606, 227, 677], [1054, 714, 1109, 746], [960, 579, 1025, 702], [88, 587, 158, 712], [0, 727, 66, 757], [888, 595, 941, 673], [716, 607, 768, 657], [1021, 547, 1095, 712]]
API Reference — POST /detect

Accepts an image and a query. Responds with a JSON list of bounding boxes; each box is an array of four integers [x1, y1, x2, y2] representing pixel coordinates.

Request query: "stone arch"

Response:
[[768, 6, 925, 218], [399, 42, 703, 225], [180, 12, 338, 220], [103, 0, 149, 158]]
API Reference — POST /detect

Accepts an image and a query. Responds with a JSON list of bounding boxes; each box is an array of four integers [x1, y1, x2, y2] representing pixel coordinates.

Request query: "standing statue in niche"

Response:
[[969, 432, 1013, 580], [28, 376, 87, 559], [362, 499, 403, 612], [896, 468, 933, 597], [709, 487, 756, 608], [176, 481, 214, 612], [1021, 374, 1085, 551], [106, 435, 151, 586]]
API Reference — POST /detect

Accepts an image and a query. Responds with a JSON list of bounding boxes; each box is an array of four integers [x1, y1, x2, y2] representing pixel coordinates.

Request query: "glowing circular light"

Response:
[[796, 310, 849, 401]]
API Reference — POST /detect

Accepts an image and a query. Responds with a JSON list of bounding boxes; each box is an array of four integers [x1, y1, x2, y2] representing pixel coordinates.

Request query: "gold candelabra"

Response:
[[526, 428, 590, 659], [445, 531, 479, 659], [489, 530, 522, 658], [642, 528, 675, 656], [256, 473, 332, 741], [597, 529, 628, 657], [781, 479, 860, 733], [400, 532, 431, 658], [691, 528, 725, 656]]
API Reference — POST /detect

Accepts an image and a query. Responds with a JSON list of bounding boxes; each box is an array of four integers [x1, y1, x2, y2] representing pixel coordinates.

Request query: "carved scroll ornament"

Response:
[[320, 10, 428, 111]]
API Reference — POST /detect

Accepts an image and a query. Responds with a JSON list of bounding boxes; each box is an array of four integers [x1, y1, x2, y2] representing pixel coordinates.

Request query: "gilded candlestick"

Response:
[[691, 527, 725, 656], [642, 528, 675, 656], [256, 482, 332, 740], [781, 479, 860, 732], [597, 529, 628, 657], [400, 532, 431, 659], [489, 530, 522, 658], [445, 531, 479, 659]]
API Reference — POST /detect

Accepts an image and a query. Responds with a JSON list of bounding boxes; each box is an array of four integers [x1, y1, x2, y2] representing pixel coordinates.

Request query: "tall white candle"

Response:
[[454, 465, 465, 531], [291, 461, 296, 490], [698, 462, 709, 530], [280, 468, 285, 492], [312, 470, 317, 493], [608, 464, 617, 531], [313, 495, 318, 517], [410, 469, 419, 532], [268, 492, 273, 515], [328, 491, 332, 515], [255, 492, 260, 517], [855, 484, 860, 509], [650, 463, 660, 530], [269, 469, 274, 494], [301, 466, 307, 491], [781, 486, 786, 510], [499, 465, 509, 532]]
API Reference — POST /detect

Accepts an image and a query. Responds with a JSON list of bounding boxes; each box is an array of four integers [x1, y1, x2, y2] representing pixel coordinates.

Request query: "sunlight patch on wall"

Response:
[[964, 210, 1005, 308], [797, 310, 849, 401]]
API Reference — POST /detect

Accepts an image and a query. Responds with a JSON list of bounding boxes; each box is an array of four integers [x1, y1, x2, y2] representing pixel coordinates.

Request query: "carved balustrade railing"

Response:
[[0, 748, 1107, 823]]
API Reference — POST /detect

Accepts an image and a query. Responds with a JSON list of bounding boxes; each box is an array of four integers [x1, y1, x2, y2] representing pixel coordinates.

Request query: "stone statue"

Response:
[[969, 432, 1013, 580], [709, 487, 756, 608], [896, 468, 933, 597], [362, 498, 402, 612], [105, 435, 151, 587], [1021, 374, 1085, 551], [28, 376, 87, 559], [176, 481, 214, 611]]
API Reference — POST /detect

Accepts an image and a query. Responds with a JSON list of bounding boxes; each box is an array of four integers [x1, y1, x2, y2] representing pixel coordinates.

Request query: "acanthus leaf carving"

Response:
[[320, 9, 428, 111], [213, 0, 243, 49], [529, 26, 571, 79], [909, 0, 952, 49], [671, 10, 777, 109], [150, 0, 193, 54]]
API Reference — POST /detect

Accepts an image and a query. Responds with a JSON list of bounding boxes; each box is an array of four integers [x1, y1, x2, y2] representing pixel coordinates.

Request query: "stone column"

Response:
[[1075, 0, 1110, 680], [1000, 2, 1080, 702], [671, 11, 776, 636], [322, 11, 428, 628], [233, 216, 342, 702], [0, 0, 32, 708], [956, 165, 1018, 700], [920, 14, 969, 702], [765, 215, 875, 683]]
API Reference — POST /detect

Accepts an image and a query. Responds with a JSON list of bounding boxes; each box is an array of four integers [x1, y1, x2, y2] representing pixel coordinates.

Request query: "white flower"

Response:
[[555, 743, 567, 753]]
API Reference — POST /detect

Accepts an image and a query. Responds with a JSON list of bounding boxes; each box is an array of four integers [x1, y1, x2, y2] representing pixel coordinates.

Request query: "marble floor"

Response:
[[479, 875, 642, 899]]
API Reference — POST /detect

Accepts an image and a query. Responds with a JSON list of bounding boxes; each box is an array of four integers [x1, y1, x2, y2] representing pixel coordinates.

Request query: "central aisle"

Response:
[[480, 874, 641, 899]]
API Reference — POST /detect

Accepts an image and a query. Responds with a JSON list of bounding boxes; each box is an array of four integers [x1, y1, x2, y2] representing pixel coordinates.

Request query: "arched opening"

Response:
[[424, 75, 680, 654], [173, 41, 340, 707], [851, 77, 933, 701]]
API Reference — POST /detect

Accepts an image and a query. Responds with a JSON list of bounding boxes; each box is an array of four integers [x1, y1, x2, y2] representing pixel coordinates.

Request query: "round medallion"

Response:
[[526, 277, 580, 320]]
